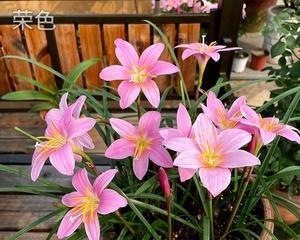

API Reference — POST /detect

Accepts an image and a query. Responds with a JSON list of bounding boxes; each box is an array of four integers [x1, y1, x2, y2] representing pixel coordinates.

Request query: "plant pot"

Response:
[[232, 50, 249, 73], [250, 49, 269, 71], [244, 0, 277, 33], [275, 190, 300, 225], [261, 197, 275, 240], [263, 5, 285, 64]]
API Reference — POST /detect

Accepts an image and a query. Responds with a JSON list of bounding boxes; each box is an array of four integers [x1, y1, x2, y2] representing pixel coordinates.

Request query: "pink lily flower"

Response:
[[100, 39, 179, 109], [201, 91, 246, 130], [241, 105, 300, 145], [160, 103, 198, 182], [200, 0, 218, 13], [31, 96, 96, 181], [105, 111, 173, 180], [57, 168, 127, 240], [163, 114, 260, 197]]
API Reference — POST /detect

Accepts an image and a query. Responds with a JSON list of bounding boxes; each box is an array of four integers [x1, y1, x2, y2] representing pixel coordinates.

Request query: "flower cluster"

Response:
[[159, 0, 218, 14]]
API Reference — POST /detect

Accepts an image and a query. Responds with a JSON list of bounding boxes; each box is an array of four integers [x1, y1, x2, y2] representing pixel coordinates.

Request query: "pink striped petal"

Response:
[[227, 96, 246, 119], [174, 151, 203, 169], [150, 61, 179, 76], [178, 167, 197, 182], [72, 168, 92, 194], [241, 105, 260, 126], [57, 209, 82, 239], [59, 93, 69, 110], [105, 138, 135, 159], [71, 95, 86, 119], [177, 103, 192, 137], [45, 109, 62, 125], [31, 146, 50, 181], [140, 80, 160, 108], [163, 137, 198, 152], [77, 133, 95, 149], [62, 192, 84, 207], [199, 167, 231, 197], [110, 118, 136, 138], [133, 154, 149, 180], [68, 118, 96, 138], [207, 91, 226, 114], [98, 189, 127, 215], [260, 129, 276, 145], [139, 111, 161, 132], [206, 51, 220, 62], [83, 213, 100, 240], [49, 144, 75, 176], [220, 150, 260, 168], [118, 81, 141, 109], [219, 129, 251, 152], [115, 39, 139, 67], [159, 128, 182, 140], [100, 65, 130, 81], [148, 145, 173, 168], [139, 43, 164, 67], [276, 125, 300, 144], [182, 48, 200, 60], [93, 169, 118, 196]]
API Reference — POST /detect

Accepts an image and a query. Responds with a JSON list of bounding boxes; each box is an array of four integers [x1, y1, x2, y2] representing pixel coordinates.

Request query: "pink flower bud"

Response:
[[158, 167, 171, 197]]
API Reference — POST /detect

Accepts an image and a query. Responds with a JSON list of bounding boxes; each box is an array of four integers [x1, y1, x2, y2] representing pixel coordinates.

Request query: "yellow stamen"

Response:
[[130, 65, 154, 83], [216, 108, 238, 129], [134, 136, 151, 160], [259, 116, 280, 132], [201, 143, 221, 168]]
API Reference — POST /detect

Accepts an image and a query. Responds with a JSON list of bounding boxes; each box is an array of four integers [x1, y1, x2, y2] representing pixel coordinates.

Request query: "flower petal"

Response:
[[59, 93, 69, 111], [177, 103, 192, 137], [139, 111, 161, 132], [219, 128, 251, 152], [110, 118, 137, 138], [182, 48, 200, 60], [31, 146, 50, 181], [148, 145, 173, 168], [241, 105, 260, 126], [139, 43, 164, 67], [118, 81, 141, 109], [227, 96, 246, 120], [57, 209, 82, 239], [260, 129, 276, 145], [174, 150, 203, 169], [83, 213, 100, 240], [49, 144, 75, 176], [178, 167, 197, 182], [115, 39, 139, 67], [45, 109, 62, 125], [68, 118, 96, 138], [71, 95, 86, 118], [100, 65, 130, 81], [77, 133, 95, 149], [159, 128, 182, 140], [98, 189, 127, 215], [93, 169, 118, 196], [72, 168, 93, 194], [140, 80, 160, 108], [199, 167, 231, 197], [150, 61, 179, 76], [62, 192, 84, 207], [163, 137, 198, 152], [133, 153, 149, 180], [220, 150, 261, 168], [276, 125, 300, 144], [206, 51, 220, 62], [105, 138, 135, 159]]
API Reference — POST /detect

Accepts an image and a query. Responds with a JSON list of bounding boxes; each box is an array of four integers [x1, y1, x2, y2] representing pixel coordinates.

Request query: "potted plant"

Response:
[[250, 49, 269, 71], [232, 50, 249, 73], [1, 22, 300, 240]]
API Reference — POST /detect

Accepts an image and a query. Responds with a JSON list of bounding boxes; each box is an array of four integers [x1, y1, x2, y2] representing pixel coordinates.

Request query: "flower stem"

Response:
[[73, 148, 100, 176], [208, 194, 214, 240], [115, 210, 136, 236], [137, 94, 142, 120], [167, 196, 172, 240], [195, 63, 205, 100], [14, 127, 41, 143]]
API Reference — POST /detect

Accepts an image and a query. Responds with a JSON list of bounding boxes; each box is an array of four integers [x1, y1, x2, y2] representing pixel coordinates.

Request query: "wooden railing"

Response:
[[0, 0, 244, 97]]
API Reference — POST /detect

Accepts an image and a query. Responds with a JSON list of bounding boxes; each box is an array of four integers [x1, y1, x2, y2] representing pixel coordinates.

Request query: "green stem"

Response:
[[208, 194, 214, 240], [167, 196, 172, 240], [14, 127, 41, 143], [115, 210, 136, 236], [73, 148, 100, 176], [195, 63, 206, 100], [137, 94, 142, 120]]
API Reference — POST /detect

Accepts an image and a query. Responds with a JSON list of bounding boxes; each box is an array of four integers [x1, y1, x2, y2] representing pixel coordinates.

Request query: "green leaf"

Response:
[[29, 102, 56, 112], [64, 58, 99, 89], [135, 176, 156, 195], [1, 90, 54, 101], [271, 41, 286, 58], [266, 166, 300, 182], [203, 216, 210, 240], [15, 74, 56, 94], [9, 208, 66, 240], [290, 61, 300, 78]]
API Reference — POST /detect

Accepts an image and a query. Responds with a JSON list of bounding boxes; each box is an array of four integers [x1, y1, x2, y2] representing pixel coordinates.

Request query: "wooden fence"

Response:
[[0, 0, 244, 97]]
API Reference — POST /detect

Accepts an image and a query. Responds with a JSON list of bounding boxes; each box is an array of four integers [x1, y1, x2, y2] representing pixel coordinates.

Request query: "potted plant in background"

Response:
[[232, 50, 249, 73], [250, 49, 269, 71], [262, 6, 300, 227]]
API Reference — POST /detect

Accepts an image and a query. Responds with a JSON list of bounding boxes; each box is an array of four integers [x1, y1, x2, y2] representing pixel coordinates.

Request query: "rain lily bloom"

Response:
[[163, 114, 260, 197], [160, 103, 198, 182], [158, 167, 171, 197], [176, 42, 241, 88], [201, 91, 246, 130], [57, 168, 127, 240], [31, 98, 96, 181], [100, 39, 179, 109], [241, 105, 300, 145], [105, 111, 173, 180]]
